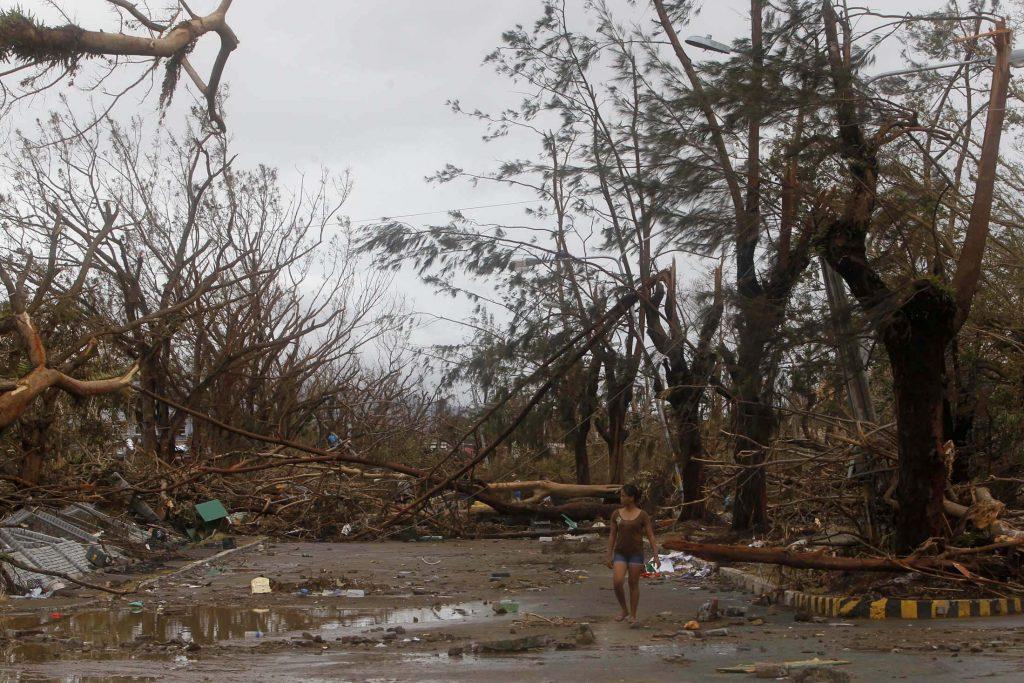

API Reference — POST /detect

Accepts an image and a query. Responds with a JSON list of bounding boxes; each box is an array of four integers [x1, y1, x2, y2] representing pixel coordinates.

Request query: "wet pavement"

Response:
[[1, 539, 1023, 681], [0, 601, 491, 663]]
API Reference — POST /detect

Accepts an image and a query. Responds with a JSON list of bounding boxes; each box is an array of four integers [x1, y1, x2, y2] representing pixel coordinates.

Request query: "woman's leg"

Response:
[[627, 562, 642, 621], [612, 561, 628, 620]]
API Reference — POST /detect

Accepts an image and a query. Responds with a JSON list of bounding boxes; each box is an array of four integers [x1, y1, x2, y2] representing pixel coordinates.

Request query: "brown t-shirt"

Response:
[[612, 509, 649, 556]]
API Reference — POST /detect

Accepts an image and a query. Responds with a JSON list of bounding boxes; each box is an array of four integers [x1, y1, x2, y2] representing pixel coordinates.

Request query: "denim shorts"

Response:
[[613, 552, 645, 566]]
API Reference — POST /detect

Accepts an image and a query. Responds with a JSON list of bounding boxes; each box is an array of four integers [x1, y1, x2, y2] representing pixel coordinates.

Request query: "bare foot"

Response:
[[615, 611, 628, 622]]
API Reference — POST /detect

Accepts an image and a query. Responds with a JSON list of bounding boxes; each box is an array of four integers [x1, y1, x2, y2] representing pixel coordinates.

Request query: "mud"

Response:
[[1, 538, 1023, 681]]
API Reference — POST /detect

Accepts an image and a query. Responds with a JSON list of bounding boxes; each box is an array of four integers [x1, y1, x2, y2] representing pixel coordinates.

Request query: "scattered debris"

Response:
[[474, 635, 552, 653], [575, 622, 596, 646], [0, 503, 170, 592], [698, 598, 719, 622], [717, 658, 851, 675], [251, 577, 272, 594], [195, 499, 229, 533]]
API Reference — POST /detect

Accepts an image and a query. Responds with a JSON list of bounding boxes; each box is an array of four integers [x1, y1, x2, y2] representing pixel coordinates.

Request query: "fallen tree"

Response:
[[483, 480, 620, 504], [660, 537, 973, 573], [135, 386, 618, 525]]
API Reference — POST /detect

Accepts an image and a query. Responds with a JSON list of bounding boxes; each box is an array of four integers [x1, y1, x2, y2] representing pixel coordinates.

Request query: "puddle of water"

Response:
[[0, 601, 487, 664]]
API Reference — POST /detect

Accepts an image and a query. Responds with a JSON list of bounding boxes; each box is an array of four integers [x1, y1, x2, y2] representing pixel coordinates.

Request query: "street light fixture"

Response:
[[684, 34, 732, 54], [682, 31, 1024, 84], [866, 48, 1024, 83]]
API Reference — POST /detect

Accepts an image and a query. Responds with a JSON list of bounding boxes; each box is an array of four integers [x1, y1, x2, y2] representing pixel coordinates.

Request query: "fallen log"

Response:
[[883, 477, 1024, 542], [472, 526, 610, 540], [660, 538, 968, 573], [470, 493, 617, 523], [483, 480, 620, 505], [943, 487, 1024, 541]]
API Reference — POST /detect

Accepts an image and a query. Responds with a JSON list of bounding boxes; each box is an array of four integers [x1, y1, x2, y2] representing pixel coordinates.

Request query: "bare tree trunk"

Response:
[[604, 392, 630, 484], [557, 356, 600, 485], [18, 399, 55, 485], [731, 396, 775, 531], [729, 291, 782, 533]]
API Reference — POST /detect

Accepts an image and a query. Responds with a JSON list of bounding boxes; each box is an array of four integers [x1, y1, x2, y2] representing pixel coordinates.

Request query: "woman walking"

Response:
[[606, 484, 659, 623]]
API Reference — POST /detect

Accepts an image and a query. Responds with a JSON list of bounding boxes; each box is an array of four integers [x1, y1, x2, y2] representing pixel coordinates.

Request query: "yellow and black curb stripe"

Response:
[[719, 567, 1024, 620], [785, 591, 1024, 619]]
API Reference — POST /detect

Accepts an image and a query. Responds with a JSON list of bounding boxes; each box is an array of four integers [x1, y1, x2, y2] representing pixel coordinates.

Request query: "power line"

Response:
[[348, 199, 536, 224]]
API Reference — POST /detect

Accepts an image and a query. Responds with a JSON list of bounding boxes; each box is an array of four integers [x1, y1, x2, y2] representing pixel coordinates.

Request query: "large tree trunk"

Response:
[[601, 383, 632, 484], [644, 266, 723, 521], [605, 397, 628, 484], [677, 418, 706, 520], [558, 357, 600, 485], [731, 397, 775, 531], [730, 298, 781, 532], [660, 384, 711, 520], [572, 426, 592, 485], [881, 281, 956, 551], [18, 398, 55, 485]]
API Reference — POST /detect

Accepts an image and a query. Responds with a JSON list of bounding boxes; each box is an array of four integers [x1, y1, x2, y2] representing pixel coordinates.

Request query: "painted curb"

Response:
[[718, 566, 1024, 620]]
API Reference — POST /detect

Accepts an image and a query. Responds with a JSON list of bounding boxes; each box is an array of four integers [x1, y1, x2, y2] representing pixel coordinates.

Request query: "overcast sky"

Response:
[[10, 0, 936, 351]]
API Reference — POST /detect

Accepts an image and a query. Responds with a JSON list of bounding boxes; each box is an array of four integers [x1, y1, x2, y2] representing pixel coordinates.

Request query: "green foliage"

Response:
[[0, 8, 83, 69]]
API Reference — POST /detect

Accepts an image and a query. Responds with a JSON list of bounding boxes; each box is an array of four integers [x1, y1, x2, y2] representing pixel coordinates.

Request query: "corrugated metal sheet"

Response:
[[0, 506, 133, 592]]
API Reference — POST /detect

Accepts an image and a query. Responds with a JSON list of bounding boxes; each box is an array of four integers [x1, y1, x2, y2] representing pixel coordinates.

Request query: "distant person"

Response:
[[606, 484, 659, 623]]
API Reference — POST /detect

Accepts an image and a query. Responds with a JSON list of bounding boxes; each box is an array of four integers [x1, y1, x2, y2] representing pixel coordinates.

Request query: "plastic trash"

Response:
[[561, 514, 578, 531], [128, 601, 144, 613], [343, 589, 365, 598], [250, 577, 272, 594], [419, 535, 444, 542]]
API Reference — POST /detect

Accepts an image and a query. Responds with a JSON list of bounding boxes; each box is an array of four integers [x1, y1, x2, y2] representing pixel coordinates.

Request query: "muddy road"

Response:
[[2, 537, 1023, 681]]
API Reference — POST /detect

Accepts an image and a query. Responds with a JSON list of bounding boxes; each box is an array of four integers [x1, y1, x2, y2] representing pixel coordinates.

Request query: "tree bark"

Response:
[[18, 399, 54, 485], [731, 394, 775, 531], [881, 284, 957, 550]]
